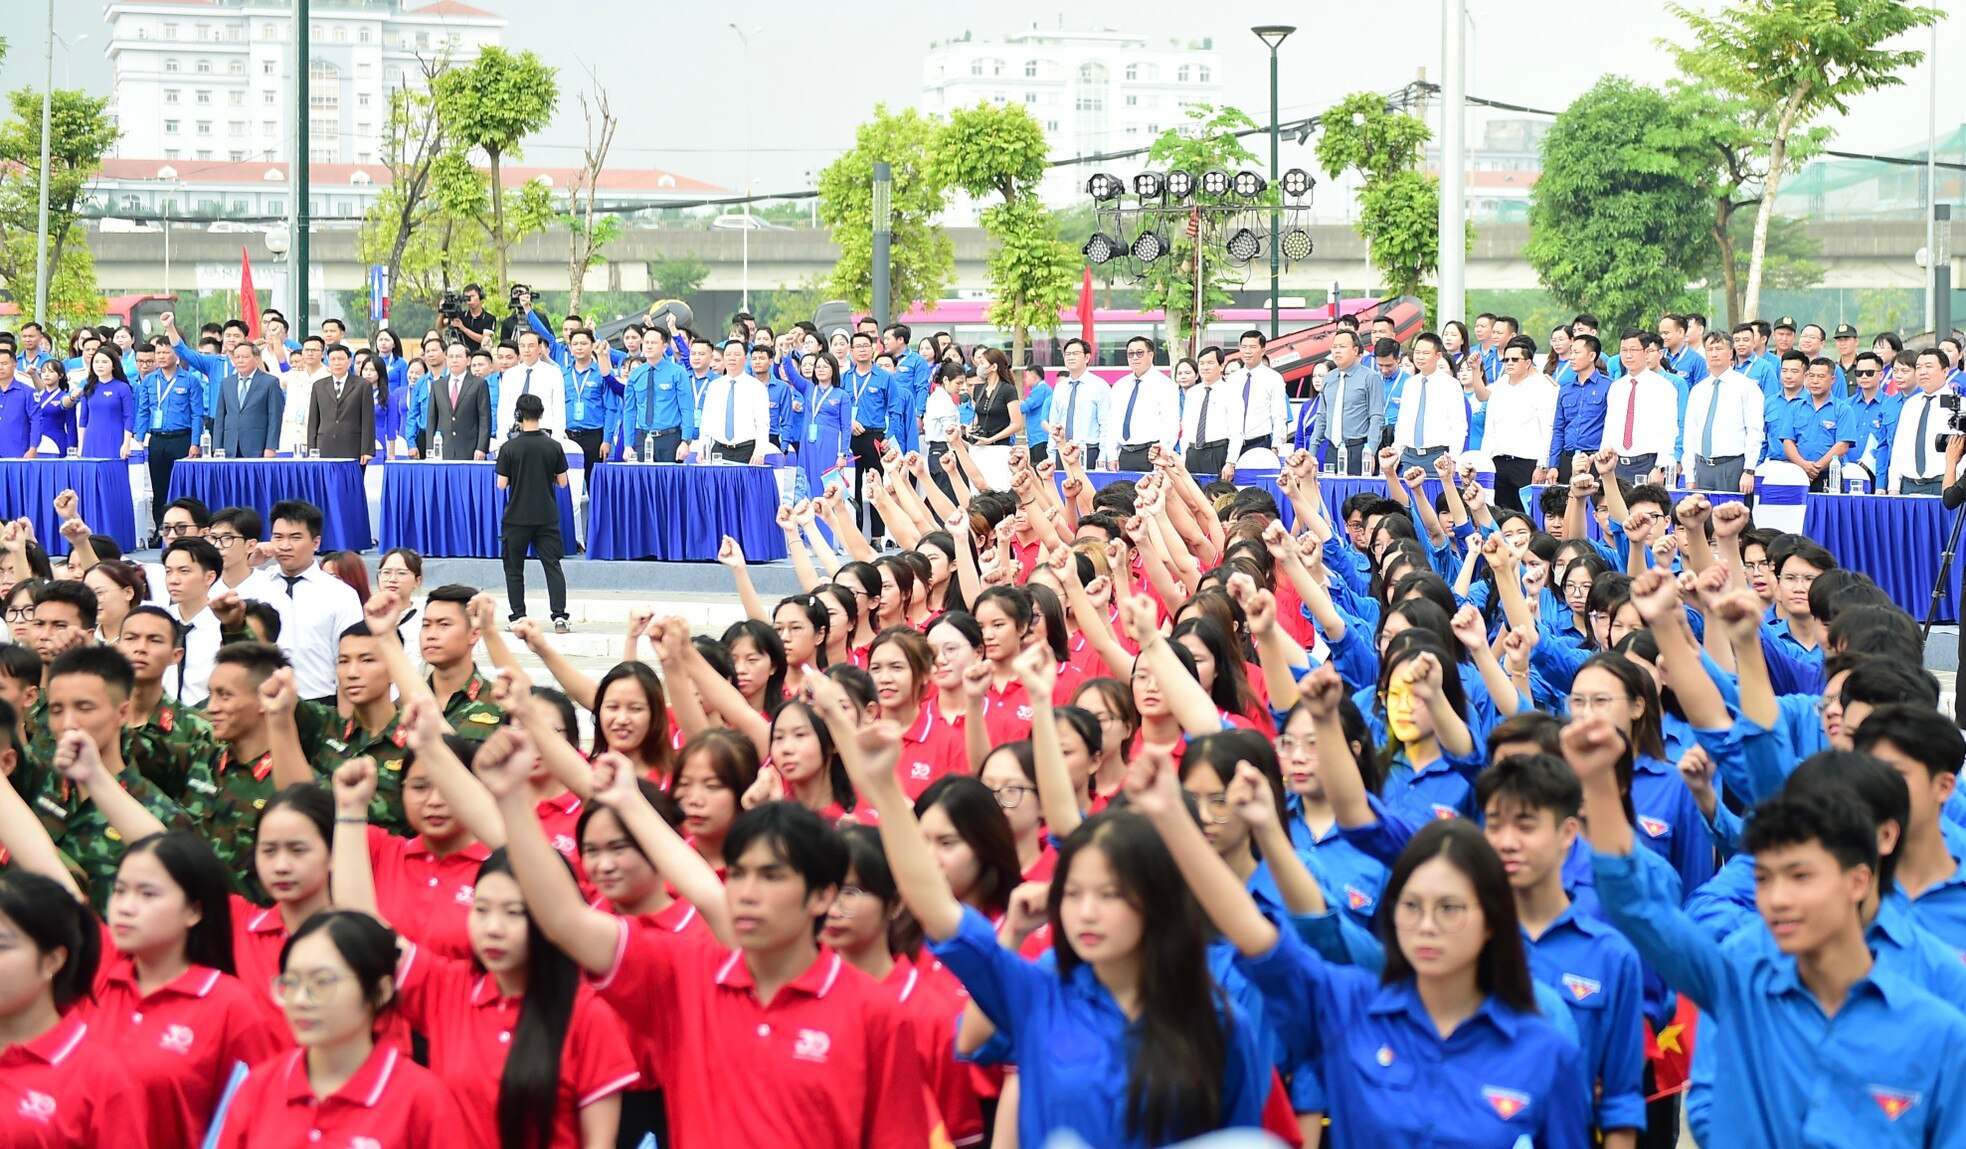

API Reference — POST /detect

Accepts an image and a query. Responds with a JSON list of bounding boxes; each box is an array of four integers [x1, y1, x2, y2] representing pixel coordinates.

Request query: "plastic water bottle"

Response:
[[199, 430, 211, 456], [645, 432, 656, 464], [432, 431, 445, 459], [1826, 456, 1844, 494]]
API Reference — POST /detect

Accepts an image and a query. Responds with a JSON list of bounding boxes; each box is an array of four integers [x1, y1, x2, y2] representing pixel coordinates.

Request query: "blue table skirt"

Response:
[[167, 459, 373, 552], [1076, 471, 1443, 532], [0, 459, 137, 550], [377, 461, 578, 559], [587, 463, 788, 562], [1805, 493, 1955, 623]]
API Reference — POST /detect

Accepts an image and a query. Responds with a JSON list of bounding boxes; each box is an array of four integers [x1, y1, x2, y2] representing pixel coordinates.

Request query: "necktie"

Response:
[[523, 366, 534, 396], [644, 368, 657, 425], [1122, 376, 1141, 442], [237, 374, 249, 408], [723, 383, 736, 441], [1621, 382, 1638, 452], [450, 376, 461, 407], [1065, 381, 1079, 440], [1242, 370, 1253, 409], [1700, 383, 1719, 457], [281, 574, 302, 599], [1413, 376, 1429, 446], [1915, 395, 1933, 476], [1196, 385, 1211, 444]]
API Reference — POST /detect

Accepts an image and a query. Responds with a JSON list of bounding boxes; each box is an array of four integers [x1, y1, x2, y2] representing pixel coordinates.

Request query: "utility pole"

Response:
[[33, 0, 53, 324], [1253, 26, 1294, 340], [872, 161, 892, 331], [1437, 0, 1467, 328], [293, 0, 311, 334]]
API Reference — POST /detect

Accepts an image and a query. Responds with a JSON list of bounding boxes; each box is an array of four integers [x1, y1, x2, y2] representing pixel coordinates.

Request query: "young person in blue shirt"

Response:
[[882, 324, 932, 455], [830, 672, 1271, 1149], [1366, 631, 1484, 824], [1144, 722, 1592, 1148], [1569, 714, 1966, 1149], [618, 334, 692, 463], [1781, 358, 1856, 492], [1855, 706, 1966, 954], [1019, 364, 1054, 464]]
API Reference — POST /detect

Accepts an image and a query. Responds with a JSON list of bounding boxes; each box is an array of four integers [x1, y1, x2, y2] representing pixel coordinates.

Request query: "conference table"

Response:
[[376, 461, 579, 558], [166, 458, 373, 552], [586, 462, 789, 562], [0, 459, 138, 550]]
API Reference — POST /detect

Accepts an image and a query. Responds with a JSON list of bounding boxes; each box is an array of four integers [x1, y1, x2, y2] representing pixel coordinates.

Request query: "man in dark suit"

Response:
[[428, 341, 491, 459], [213, 339, 284, 458], [306, 343, 375, 462]]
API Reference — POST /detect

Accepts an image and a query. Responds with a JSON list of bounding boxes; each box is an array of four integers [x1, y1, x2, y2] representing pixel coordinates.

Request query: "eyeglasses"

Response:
[[1501, 356, 1527, 364], [1566, 693, 1631, 713], [159, 523, 196, 537], [1393, 897, 1471, 932], [1125, 348, 1150, 358], [1741, 559, 1771, 572], [831, 885, 875, 918], [1813, 697, 1842, 716], [1194, 793, 1232, 824], [272, 970, 352, 1004], [1854, 368, 1880, 378], [1778, 572, 1819, 587], [208, 534, 242, 549], [987, 783, 1036, 809], [2, 606, 30, 623], [1276, 734, 1317, 753]]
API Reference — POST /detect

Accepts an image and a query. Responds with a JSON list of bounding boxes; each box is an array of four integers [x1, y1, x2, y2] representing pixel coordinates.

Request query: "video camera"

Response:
[[437, 291, 466, 322], [510, 283, 534, 310], [1938, 394, 1966, 447]]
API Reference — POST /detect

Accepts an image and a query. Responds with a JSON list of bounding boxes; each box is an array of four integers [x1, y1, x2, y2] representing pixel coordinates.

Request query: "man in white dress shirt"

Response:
[[1600, 329, 1680, 485], [1680, 330, 1765, 493], [1233, 330, 1290, 466], [1101, 336, 1181, 471], [278, 335, 331, 454], [1479, 335, 1560, 511], [1180, 346, 1245, 481], [696, 339, 771, 464], [1888, 348, 1957, 495], [161, 536, 222, 705], [500, 330, 569, 445], [239, 498, 364, 704], [1392, 332, 1467, 470]]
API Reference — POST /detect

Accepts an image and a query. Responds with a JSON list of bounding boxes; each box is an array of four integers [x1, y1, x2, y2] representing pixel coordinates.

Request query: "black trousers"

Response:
[[1555, 451, 1581, 483], [502, 519, 568, 620], [1027, 441, 1048, 466], [1492, 454, 1537, 512], [851, 428, 886, 537], [712, 439, 757, 463], [645, 428, 682, 464], [148, 429, 193, 538], [1116, 444, 1155, 472], [927, 442, 956, 502], [567, 427, 605, 474], [1186, 440, 1229, 479]]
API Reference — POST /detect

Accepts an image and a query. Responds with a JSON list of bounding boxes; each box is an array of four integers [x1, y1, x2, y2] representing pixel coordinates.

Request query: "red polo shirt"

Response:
[[897, 706, 967, 800], [395, 944, 640, 1149], [213, 1043, 471, 1149], [980, 678, 1034, 745], [228, 895, 294, 1030], [883, 956, 984, 1148], [593, 920, 929, 1149], [85, 949, 286, 1149], [0, 1014, 143, 1148], [589, 896, 712, 1088], [367, 825, 491, 961]]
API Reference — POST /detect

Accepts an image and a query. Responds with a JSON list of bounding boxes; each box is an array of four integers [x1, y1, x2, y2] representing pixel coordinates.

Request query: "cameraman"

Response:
[[448, 283, 498, 350], [1888, 348, 1956, 495]]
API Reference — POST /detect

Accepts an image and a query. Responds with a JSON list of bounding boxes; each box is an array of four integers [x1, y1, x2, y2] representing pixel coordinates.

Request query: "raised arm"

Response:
[[588, 748, 733, 947], [1014, 646, 1082, 840], [778, 504, 826, 592], [400, 695, 506, 848], [1121, 595, 1224, 737], [1300, 664, 1375, 828], [58, 730, 168, 844], [256, 667, 317, 790], [716, 537, 772, 624], [1451, 605, 1524, 718], [329, 759, 385, 919], [1630, 570, 1730, 732], [1132, 746, 1280, 957]]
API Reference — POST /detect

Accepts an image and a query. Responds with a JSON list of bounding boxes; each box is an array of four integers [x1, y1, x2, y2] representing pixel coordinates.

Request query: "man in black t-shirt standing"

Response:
[[449, 283, 499, 350], [495, 393, 571, 631]]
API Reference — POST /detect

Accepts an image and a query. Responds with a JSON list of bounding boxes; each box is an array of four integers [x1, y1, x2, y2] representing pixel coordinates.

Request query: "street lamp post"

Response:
[[1438, 0, 1468, 329], [158, 165, 178, 296], [728, 23, 759, 313], [1252, 25, 1295, 341], [33, 0, 53, 325]]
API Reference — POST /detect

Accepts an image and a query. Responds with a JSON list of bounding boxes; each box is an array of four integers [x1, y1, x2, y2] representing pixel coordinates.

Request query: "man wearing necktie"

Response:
[[1392, 333, 1465, 471], [1234, 330, 1289, 467], [501, 331, 568, 445], [1889, 349, 1956, 495], [695, 339, 770, 465], [621, 335, 691, 462], [1043, 338, 1108, 469], [1179, 347, 1244, 480], [1101, 336, 1178, 471], [305, 343, 374, 463], [1679, 330, 1764, 494], [430, 342, 491, 460]]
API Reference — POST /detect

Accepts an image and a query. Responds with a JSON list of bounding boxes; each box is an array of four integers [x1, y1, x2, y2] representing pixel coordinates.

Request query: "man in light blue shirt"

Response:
[[1044, 338, 1110, 468]]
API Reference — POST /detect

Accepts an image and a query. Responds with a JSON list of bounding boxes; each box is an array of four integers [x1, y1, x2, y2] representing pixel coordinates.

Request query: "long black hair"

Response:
[[1376, 629, 1469, 759], [478, 848, 582, 1149], [1181, 730, 1291, 854], [770, 698, 856, 813], [0, 870, 100, 1011], [912, 776, 1021, 918], [1048, 811, 1230, 1144], [121, 832, 237, 974], [721, 619, 788, 710], [1171, 616, 1257, 718], [1378, 819, 1539, 1013]]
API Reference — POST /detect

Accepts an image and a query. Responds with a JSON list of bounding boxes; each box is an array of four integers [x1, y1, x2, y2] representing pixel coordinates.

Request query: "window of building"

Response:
[[136, 27, 148, 41], [1178, 65, 1190, 82], [1197, 66, 1211, 83], [1024, 59, 1038, 77], [263, 59, 276, 75], [1125, 63, 1138, 80], [262, 119, 276, 134], [1125, 94, 1137, 106], [266, 198, 283, 214], [332, 26, 345, 42], [230, 120, 246, 137], [120, 195, 141, 212], [197, 197, 218, 211], [194, 23, 209, 40], [263, 90, 276, 105], [229, 152, 245, 162], [196, 120, 212, 135], [309, 59, 337, 83], [196, 59, 211, 74], [229, 90, 244, 106], [356, 62, 370, 79], [164, 119, 181, 134], [232, 198, 249, 212], [228, 59, 244, 75], [358, 92, 371, 107], [165, 59, 180, 73], [1045, 120, 1059, 132], [163, 22, 178, 39], [359, 27, 371, 43], [971, 59, 983, 76], [1025, 91, 1037, 104], [355, 122, 370, 136], [196, 90, 211, 104], [164, 89, 180, 104], [164, 148, 180, 160]]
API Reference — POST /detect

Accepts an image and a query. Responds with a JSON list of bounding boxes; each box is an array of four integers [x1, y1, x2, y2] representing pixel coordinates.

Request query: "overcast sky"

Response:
[[8, 1, 1959, 197]]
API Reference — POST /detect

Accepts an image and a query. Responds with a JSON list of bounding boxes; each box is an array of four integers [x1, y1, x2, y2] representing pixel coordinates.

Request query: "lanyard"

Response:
[[852, 370, 871, 406]]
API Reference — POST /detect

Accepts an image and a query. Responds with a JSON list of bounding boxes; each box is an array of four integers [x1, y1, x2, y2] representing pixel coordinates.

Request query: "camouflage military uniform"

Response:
[[433, 670, 505, 741], [134, 696, 221, 805], [25, 701, 212, 810], [320, 711, 413, 835], [21, 761, 195, 913]]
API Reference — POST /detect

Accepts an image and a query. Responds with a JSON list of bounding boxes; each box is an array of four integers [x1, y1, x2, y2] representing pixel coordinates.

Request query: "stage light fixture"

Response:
[[1131, 231, 1168, 263], [1225, 228, 1262, 262], [1132, 172, 1165, 198], [1086, 173, 1123, 201], [1083, 232, 1121, 265], [1165, 170, 1197, 198], [1280, 168, 1315, 197], [1200, 169, 1232, 196], [1232, 170, 1267, 197], [1279, 228, 1314, 261]]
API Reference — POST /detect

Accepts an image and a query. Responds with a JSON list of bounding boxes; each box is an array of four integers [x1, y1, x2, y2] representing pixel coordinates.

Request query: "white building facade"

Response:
[[920, 27, 1224, 211], [102, 0, 504, 168]]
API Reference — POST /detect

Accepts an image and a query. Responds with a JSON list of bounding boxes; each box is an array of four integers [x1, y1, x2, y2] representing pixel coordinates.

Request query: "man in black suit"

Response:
[[306, 343, 375, 462], [429, 341, 491, 459], [213, 340, 284, 458]]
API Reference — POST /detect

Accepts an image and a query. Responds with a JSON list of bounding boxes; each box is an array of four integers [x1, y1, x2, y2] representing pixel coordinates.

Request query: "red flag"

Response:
[[240, 246, 260, 339], [1076, 266, 1095, 353]]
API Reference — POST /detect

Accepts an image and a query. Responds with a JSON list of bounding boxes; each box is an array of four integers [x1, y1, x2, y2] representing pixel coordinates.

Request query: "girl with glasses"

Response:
[[976, 739, 1050, 880]]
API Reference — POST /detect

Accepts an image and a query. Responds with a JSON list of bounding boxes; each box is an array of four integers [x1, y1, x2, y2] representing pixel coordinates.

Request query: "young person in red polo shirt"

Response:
[[866, 626, 965, 798], [215, 911, 471, 1149], [484, 726, 931, 1149]]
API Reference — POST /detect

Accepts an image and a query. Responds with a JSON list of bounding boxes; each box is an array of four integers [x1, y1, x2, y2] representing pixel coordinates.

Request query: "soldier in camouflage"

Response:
[[116, 604, 221, 803], [416, 584, 506, 741], [324, 621, 415, 833], [202, 642, 321, 892]]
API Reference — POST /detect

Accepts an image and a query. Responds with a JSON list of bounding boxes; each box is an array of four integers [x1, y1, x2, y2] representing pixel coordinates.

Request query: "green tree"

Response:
[[1139, 104, 1268, 348], [358, 56, 455, 313], [1667, 0, 1939, 319], [936, 102, 1079, 363], [648, 254, 709, 298], [1316, 92, 1455, 308], [1526, 77, 1713, 331], [0, 87, 118, 322], [816, 104, 953, 318], [433, 46, 559, 292]]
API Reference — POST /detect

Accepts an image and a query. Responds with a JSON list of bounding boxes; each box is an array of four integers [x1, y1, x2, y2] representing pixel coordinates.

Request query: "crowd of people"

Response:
[[3, 291, 1966, 1149]]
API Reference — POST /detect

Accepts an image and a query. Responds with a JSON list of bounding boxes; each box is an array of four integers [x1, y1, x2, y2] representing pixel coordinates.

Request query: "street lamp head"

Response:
[[1252, 25, 1296, 50], [264, 226, 291, 256]]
